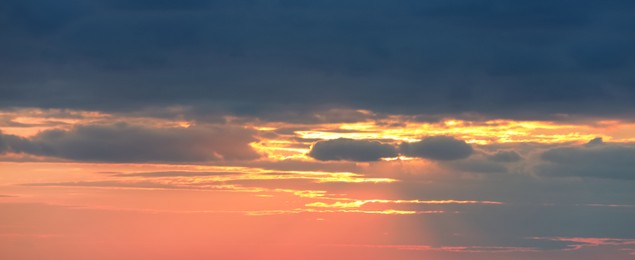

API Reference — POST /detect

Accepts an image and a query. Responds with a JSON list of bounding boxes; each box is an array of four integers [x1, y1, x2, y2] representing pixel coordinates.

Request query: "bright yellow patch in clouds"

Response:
[[294, 119, 612, 144], [4, 108, 635, 162], [251, 116, 635, 160], [306, 199, 503, 209]]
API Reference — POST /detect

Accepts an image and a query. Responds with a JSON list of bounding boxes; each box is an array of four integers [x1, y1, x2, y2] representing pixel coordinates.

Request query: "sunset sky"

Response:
[[1, 1, 635, 259]]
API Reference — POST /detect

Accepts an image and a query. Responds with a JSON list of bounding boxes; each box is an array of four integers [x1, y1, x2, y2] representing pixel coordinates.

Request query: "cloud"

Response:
[[438, 150, 523, 174], [447, 157, 510, 174], [400, 136, 473, 161], [487, 150, 523, 163], [0, 134, 39, 154], [1, 1, 635, 120], [537, 140, 635, 180], [0, 133, 7, 153], [103, 0, 214, 11], [585, 137, 604, 147], [308, 138, 398, 162], [307, 136, 476, 162], [0, 123, 259, 162]]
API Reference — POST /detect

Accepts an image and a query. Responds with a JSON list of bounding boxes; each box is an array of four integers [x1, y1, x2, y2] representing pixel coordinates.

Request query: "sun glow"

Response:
[[241, 117, 635, 161]]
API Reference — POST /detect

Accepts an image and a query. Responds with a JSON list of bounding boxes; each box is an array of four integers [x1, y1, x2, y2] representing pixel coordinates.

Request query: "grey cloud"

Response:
[[307, 136, 475, 162], [487, 150, 523, 163], [441, 150, 523, 174], [447, 157, 510, 174], [103, 0, 215, 11], [538, 141, 635, 180], [308, 138, 398, 162], [0, 134, 6, 153], [585, 137, 604, 147], [400, 136, 473, 161], [2, 1, 635, 120], [0, 134, 41, 155], [1, 123, 260, 163]]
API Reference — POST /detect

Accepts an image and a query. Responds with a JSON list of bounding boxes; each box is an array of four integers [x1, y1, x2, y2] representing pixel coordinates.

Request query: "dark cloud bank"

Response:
[[538, 138, 635, 180], [308, 136, 473, 162], [309, 136, 635, 181], [0, 124, 259, 162], [1, 0, 635, 120], [308, 138, 398, 162], [400, 136, 474, 161], [487, 150, 523, 163]]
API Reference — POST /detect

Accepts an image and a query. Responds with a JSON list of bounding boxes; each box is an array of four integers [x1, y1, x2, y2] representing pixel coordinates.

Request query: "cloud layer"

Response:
[[488, 150, 523, 163], [2, 0, 635, 120], [308, 138, 398, 162], [309, 136, 474, 162], [400, 136, 474, 161], [538, 139, 635, 180], [0, 124, 259, 162]]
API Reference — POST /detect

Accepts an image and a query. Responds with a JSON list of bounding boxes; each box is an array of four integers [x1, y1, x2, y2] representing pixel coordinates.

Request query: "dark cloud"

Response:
[[0, 123, 259, 162], [447, 157, 510, 174], [307, 136, 475, 162], [538, 141, 635, 180], [400, 136, 473, 161], [103, 0, 215, 11], [0, 134, 39, 155], [308, 138, 398, 162], [1, 1, 635, 120], [0, 133, 7, 153], [487, 150, 523, 163], [585, 137, 604, 147]]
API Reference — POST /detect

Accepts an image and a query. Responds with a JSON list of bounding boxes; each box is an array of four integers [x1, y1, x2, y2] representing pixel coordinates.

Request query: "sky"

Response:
[[1, 1, 635, 259]]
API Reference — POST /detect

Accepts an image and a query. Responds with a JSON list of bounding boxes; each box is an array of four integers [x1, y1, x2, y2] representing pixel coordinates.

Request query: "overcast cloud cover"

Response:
[[2, 0, 635, 120]]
